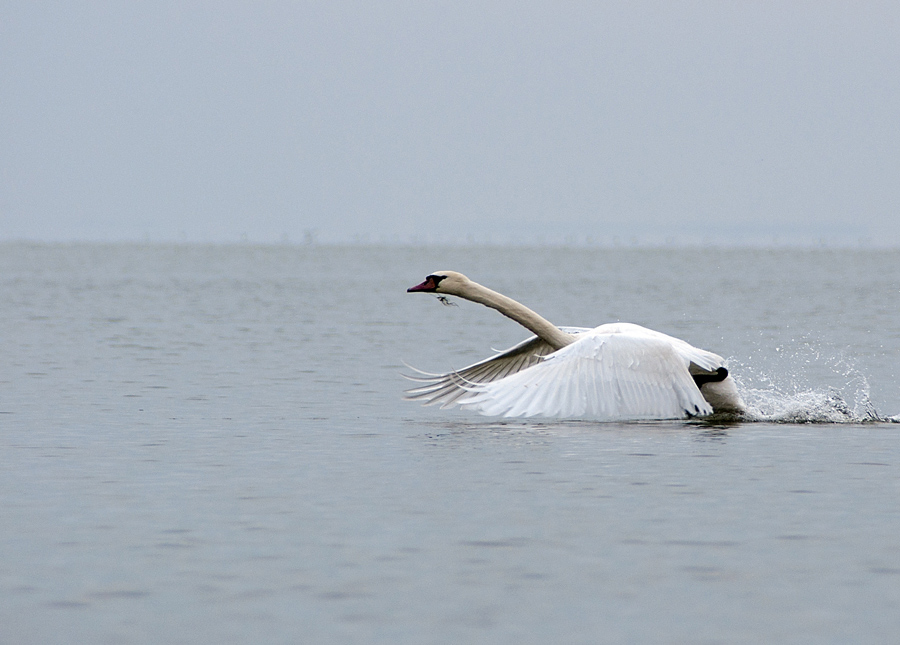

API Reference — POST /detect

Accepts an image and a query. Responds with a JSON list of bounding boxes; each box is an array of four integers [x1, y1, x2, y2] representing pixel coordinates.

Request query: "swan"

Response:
[[405, 271, 745, 420]]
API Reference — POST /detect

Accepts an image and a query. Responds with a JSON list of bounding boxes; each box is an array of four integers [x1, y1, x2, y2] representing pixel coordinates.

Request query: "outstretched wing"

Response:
[[403, 327, 591, 409], [458, 331, 712, 420]]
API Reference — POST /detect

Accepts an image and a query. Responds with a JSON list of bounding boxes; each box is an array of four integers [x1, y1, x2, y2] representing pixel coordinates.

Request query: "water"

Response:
[[1, 243, 899, 644]]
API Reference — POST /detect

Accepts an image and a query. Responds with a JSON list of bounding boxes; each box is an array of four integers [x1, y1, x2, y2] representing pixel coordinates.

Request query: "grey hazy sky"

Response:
[[2, 2, 898, 245]]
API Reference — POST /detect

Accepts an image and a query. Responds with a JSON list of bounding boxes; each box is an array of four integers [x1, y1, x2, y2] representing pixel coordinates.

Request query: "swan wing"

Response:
[[458, 331, 712, 420], [593, 322, 726, 373], [404, 326, 591, 409]]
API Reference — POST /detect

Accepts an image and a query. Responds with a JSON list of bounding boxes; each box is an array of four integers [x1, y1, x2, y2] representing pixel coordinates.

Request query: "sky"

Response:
[[2, 1, 899, 246]]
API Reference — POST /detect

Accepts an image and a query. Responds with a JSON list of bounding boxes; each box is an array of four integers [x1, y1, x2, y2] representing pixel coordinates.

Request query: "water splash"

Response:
[[730, 343, 888, 424]]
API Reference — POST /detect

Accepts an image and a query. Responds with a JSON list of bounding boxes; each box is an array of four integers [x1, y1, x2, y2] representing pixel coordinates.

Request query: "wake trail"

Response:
[[729, 345, 896, 424]]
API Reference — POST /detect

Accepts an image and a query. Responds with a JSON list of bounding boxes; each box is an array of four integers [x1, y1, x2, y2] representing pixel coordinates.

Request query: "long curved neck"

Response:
[[458, 280, 575, 350]]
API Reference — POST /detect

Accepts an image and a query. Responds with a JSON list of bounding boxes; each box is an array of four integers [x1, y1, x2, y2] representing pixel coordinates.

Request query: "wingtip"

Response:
[[400, 360, 445, 377]]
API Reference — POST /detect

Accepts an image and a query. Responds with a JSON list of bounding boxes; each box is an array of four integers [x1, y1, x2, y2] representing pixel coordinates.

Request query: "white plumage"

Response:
[[405, 271, 745, 421]]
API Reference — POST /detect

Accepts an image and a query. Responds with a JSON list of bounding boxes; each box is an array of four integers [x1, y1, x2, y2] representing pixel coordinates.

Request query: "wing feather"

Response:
[[459, 331, 712, 420], [404, 323, 722, 420], [403, 327, 591, 406]]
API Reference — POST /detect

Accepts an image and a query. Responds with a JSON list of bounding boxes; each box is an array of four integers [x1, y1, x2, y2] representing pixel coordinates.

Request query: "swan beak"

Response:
[[408, 277, 438, 293]]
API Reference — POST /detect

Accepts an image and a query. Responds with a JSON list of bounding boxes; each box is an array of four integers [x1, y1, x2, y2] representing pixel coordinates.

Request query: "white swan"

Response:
[[405, 271, 745, 420]]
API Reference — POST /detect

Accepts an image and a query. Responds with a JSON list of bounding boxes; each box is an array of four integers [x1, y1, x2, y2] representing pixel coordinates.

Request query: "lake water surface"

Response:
[[1, 244, 899, 644]]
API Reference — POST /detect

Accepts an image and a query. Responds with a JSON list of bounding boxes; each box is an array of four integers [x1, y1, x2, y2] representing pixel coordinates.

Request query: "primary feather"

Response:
[[403, 327, 590, 409]]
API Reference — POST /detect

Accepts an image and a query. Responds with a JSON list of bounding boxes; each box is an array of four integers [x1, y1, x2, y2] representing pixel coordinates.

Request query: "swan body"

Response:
[[405, 271, 745, 420]]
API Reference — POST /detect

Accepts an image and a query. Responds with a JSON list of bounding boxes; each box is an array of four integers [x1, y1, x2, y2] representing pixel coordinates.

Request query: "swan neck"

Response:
[[462, 281, 574, 350]]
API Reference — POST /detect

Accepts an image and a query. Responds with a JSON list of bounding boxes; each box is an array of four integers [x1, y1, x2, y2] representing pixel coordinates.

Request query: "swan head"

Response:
[[407, 271, 469, 295]]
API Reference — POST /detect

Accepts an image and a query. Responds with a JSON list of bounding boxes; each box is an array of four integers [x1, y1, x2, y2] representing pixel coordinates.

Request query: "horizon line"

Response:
[[1, 237, 897, 250]]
